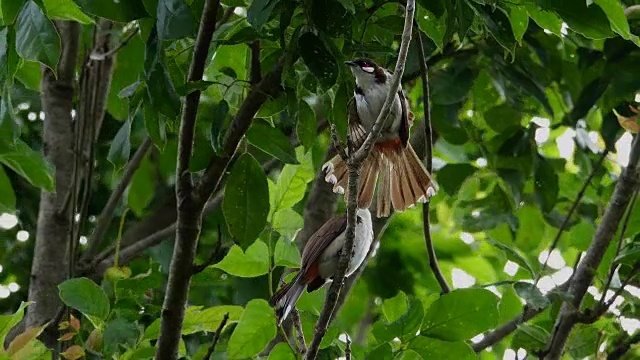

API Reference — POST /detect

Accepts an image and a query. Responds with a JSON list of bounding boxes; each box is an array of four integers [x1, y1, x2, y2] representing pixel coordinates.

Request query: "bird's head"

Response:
[[345, 58, 384, 86]]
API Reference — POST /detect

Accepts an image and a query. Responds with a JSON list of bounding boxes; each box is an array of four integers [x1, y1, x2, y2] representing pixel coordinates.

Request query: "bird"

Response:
[[269, 208, 373, 326], [322, 58, 438, 218]]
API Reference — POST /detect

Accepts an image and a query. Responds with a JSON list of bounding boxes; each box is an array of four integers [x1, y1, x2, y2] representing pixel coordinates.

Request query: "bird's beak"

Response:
[[344, 60, 357, 67]]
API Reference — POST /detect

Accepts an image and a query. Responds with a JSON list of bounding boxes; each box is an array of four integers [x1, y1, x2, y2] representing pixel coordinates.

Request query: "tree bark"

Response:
[[27, 21, 81, 347]]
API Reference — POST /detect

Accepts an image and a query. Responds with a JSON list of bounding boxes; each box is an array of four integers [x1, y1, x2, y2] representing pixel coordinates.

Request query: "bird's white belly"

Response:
[[317, 224, 374, 279], [355, 89, 403, 137]]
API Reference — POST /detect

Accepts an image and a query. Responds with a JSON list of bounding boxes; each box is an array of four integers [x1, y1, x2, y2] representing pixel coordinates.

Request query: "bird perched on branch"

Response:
[[269, 208, 373, 325], [322, 58, 438, 217]]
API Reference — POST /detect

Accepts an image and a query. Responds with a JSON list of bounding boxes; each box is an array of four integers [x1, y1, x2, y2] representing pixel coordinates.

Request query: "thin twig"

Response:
[[579, 263, 640, 324], [304, 2, 416, 359], [600, 190, 638, 306], [192, 225, 225, 274], [537, 149, 609, 283], [345, 334, 351, 360], [203, 313, 230, 360], [83, 138, 153, 261], [291, 308, 307, 355], [415, 25, 450, 294], [89, 26, 140, 61], [330, 124, 349, 161]]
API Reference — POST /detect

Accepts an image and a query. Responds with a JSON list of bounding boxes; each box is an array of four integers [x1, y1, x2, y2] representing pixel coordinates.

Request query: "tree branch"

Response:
[[304, 2, 416, 359], [608, 332, 640, 360], [83, 138, 152, 261], [543, 136, 640, 359], [415, 27, 449, 294], [291, 308, 307, 355], [537, 149, 609, 281], [203, 312, 229, 360], [27, 20, 81, 348], [156, 0, 221, 357]]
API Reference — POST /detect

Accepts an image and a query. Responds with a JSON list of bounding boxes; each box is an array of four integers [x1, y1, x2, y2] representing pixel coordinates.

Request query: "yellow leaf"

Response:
[[58, 321, 70, 330], [60, 345, 85, 360], [7, 323, 48, 356], [85, 328, 103, 352]]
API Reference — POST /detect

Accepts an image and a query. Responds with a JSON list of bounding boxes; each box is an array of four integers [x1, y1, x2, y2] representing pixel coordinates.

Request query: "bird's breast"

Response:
[[355, 86, 403, 138]]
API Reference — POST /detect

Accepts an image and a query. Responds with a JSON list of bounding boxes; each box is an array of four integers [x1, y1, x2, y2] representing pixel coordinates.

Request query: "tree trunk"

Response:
[[27, 21, 81, 347]]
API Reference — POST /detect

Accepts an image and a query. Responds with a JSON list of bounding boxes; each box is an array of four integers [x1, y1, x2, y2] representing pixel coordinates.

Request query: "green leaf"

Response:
[[0, 166, 15, 212], [103, 318, 138, 355], [223, 153, 270, 248], [511, 324, 549, 352], [499, 287, 524, 324], [127, 156, 154, 216], [247, 0, 278, 32], [514, 282, 550, 310], [533, 156, 559, 213], [144, 305, 243, 340], [43, 0, 94, 24], [227, 299, 277, 359], [525, 5, 562, 36], [372, 296, 423, 343], [268, 343, 295, 360], [416, 5, 447, 50], [614, 245, 640, 266], [567, 325, 599, 358], [484, 103, 522, 133], [508, 5, 529, 44], [534, 0, 613, 39], [1, 0, 26, 24], [15, 1, 61, 73], [213, 241, 270, 277], [421, 288, 499, 341], [269, 147, 314, 216], [107, 119, 132, 170], [272, 208, 303, 238], [487, 237, 536, 277], [594, 0, 631, 40], [299, 32, 338, 89], [273, 236, 301, 268], [156, 0, 194, 39], [296, 99, 317, 152], [210, 99, 229, 153], [145, 59, 180, 120], [143, 101, 167, 149], [58, 278, 110, 325], [480, 6, 517, 58], [382, 291, 408, 323], [0, 301, 30, 346], [0, 88, 19, 140], [310, 0, 351, 37], [408, 337, 476, 360], [430, 63, 477, 105], [0, 138, 54, 191], [74, 0, 149, 22], [435, 164, 476, 196], [246, 122, 299, 164], [0, 27, 20, 87]]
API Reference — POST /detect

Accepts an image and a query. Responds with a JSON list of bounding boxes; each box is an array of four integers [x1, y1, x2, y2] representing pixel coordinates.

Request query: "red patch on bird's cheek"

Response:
[[374, 138, 402, 152], [304, 261, 320, 284]]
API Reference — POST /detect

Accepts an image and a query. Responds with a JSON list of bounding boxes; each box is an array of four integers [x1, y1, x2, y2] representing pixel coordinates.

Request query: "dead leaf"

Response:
[[60, 345, 85, 360], [58, 332, 75, 341], [69, 315, 80, 331], [613, 105, 640, 133]]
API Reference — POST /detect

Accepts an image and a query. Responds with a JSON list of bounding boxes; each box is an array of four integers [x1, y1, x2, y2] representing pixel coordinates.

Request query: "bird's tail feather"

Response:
[[269, 273, 305, 326]]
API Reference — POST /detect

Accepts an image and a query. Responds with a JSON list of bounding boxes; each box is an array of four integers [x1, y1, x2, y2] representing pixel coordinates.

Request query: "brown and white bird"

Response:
[[269, 208, 373, 325], [322, 58, 438, 217]]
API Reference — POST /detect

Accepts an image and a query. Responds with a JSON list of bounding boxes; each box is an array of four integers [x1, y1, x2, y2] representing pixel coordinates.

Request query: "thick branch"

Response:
[[27, 20, 81, 348], [543, 136, 640, 359], [155, 0, 221, 357], [304, 2, 416, 359]]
